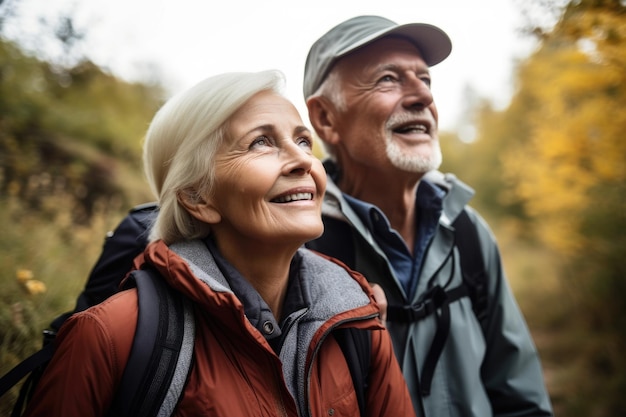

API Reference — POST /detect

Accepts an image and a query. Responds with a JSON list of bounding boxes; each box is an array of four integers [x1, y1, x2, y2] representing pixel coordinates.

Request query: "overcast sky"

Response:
[[6, 0, 539, 131]]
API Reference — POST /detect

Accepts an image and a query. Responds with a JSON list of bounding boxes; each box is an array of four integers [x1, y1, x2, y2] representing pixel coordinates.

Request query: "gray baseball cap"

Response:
[[303, 15, 452, 99]]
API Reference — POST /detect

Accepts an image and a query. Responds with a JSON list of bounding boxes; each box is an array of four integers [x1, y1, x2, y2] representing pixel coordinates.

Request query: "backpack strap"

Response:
[[0, 268, 195, 417], [385, 208, 489, 396], [334, 327, 371, 417], [453, 209, 489, 326], [386, 209, 488, 324], [110, 268, 195, 417], [0, 344, 52, 399], [387, 210, 489, 322], [0, 342, 54, 417]]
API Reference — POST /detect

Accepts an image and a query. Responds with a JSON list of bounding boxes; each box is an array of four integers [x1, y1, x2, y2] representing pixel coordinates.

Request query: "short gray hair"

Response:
[[309, 68, 346, 160], [143, 70, 285, 243]]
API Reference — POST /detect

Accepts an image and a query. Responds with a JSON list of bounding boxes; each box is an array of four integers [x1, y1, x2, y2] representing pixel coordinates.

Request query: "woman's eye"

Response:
[[250, 136, 270, 149], [296, 136, 313, 149]]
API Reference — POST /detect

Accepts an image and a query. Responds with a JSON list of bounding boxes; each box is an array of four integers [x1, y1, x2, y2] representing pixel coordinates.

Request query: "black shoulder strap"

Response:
[[334, 327, 371, 416], [110, 268, 195, 417], [452, 209, 489, 327], [0, 268, 195, 417], [386, 209, 488, 324], [384, 209, 489, 397], [421, 209, 488, 396], [0, 342, 54, 417]]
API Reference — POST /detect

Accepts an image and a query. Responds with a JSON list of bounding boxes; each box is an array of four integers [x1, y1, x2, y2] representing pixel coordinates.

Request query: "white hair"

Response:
[[143, 70, 286, 243]]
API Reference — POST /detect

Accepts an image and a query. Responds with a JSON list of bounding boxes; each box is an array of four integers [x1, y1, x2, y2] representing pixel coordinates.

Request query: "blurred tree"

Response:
[[497, 0, 626, 415], [0, 36, 162, 223], [503, 22, 626, 252]]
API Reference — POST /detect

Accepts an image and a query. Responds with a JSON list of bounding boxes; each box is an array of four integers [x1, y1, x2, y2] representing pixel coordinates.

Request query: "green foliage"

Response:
[[0, 36, 162, 414], [0, 38, 159, 221]]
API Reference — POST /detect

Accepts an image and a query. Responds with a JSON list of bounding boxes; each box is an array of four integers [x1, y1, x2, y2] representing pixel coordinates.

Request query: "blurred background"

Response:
[[0, 0, 624, 415]]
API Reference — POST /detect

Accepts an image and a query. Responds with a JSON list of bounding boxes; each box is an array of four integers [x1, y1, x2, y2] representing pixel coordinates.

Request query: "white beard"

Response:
[[385, 138, 442, 173]]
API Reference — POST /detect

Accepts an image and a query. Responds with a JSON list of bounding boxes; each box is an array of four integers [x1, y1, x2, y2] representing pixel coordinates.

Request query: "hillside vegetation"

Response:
[[0, 37, 163, 414]]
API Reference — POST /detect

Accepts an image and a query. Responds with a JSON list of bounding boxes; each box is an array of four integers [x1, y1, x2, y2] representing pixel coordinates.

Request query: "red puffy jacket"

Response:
[[24, 240, 414, 417]]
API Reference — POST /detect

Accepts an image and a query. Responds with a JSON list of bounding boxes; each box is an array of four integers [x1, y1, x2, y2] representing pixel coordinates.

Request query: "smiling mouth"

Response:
[[394, 123, 428, 134], [271, 192, 313, 203]]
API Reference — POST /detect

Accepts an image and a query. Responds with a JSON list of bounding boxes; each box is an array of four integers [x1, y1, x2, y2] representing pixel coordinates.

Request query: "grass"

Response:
[[0, 194, 129, 415]]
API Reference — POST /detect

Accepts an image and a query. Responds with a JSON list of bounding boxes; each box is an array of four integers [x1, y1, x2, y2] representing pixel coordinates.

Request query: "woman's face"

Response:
[[195, 90, 326, 252]]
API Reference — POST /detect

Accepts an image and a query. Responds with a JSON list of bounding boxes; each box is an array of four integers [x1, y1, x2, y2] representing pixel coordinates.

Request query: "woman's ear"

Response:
[[306, 96, 340, 146], [178, 190, 222, 225]]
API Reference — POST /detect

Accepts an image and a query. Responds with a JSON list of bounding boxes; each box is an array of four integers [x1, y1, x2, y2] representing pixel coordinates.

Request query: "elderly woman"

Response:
[[23, 70, 413, 417]]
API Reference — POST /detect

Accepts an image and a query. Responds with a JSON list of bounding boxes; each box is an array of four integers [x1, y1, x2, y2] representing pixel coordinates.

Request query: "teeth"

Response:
[[273, 193, 313, 203], [397, 124, 427, 133]]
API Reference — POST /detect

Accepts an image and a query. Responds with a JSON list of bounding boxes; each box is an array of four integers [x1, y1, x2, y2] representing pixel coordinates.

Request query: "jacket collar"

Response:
[[142, 239, 379, 408], [322, 159, 474, 229]]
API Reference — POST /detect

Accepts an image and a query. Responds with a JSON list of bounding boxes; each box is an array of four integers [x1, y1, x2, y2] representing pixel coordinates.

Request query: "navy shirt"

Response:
[[343, 180, 444, 300]]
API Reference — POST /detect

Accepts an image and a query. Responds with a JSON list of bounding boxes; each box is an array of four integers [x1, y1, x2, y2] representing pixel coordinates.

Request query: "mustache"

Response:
[[385, 111, 434, 130]]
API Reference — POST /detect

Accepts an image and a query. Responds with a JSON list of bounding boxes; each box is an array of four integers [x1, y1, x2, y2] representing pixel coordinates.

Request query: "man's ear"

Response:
[[307, 96, 340, 146], [177, 190, 222, 225]]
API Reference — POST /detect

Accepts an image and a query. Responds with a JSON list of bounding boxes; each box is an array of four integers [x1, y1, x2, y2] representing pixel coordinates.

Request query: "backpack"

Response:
[[0, 203, 372, 416]]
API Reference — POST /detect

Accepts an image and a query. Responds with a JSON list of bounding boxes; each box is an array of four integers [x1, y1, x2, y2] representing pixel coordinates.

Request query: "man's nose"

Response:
[[402, 74, 434, 109]]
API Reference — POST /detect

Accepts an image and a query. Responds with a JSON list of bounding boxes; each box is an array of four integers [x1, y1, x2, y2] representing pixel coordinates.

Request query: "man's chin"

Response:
[[386, 141, 442, 173], [387, 152, 442, 174]]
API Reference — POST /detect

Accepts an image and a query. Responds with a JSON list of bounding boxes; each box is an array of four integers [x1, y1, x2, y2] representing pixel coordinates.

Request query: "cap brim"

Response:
[[336, 23, 451, 67]]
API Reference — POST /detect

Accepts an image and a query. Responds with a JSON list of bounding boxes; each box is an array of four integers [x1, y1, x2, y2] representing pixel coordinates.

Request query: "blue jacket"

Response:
[[306, 166, 553, 417]]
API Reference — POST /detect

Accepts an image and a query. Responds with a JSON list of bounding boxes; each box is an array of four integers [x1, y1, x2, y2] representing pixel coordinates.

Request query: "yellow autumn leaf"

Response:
[[23, 279, 47, 295], [16, 269, 34, 283]]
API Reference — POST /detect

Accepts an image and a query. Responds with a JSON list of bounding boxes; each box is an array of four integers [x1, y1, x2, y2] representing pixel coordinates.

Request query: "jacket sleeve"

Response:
[[23, 291, 137, 417], [469, 208, 554, 416], [366, 328, 416, 417]]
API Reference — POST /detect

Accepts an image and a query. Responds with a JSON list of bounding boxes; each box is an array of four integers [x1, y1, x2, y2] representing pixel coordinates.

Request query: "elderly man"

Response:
[[304, 15, 553, 417]]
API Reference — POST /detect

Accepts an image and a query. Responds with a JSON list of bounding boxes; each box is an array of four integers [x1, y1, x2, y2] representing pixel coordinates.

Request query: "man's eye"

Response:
[[378, 75, 396, 83]]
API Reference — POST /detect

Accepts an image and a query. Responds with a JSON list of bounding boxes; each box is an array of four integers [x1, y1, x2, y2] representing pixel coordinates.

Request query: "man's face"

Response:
[[331, 37, 442, 177]]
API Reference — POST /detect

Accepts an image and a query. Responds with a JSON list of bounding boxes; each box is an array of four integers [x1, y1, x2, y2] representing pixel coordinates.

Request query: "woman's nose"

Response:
[[283, 141, 313, 175]]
